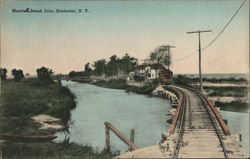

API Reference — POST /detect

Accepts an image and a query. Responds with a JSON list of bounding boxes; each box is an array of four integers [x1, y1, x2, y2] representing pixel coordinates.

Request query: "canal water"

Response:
[[57, 80, 249, 155], [57, 80, 171, 152], [220, 111, 249, 156]]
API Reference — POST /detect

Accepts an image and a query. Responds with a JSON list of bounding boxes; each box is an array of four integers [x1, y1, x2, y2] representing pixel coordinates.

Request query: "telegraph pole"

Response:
[[164, 45, 175, 69], [187, 30, 211, 92]]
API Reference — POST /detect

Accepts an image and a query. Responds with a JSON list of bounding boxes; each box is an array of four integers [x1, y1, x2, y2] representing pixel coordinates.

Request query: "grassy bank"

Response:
[[204, 86, 248, 97], [1, 78, 76, 135], [94, 79, 158, 95], [173, 75, 248, 84], [173, 75, 249, 113], [94, 79, 127, 89], [1, 141, 119, 159], [201, 86, 248, 113], [0, 78, 118, 158], [173, 75, 248, 86], [215, 101, 249, 113]]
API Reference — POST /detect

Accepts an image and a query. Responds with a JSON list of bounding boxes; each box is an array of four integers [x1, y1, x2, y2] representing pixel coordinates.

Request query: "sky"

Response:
[[1, 0, 249, 75]]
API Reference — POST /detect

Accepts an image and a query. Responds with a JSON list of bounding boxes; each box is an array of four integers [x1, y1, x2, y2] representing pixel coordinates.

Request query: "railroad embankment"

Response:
[[116, 85, 178, 158], [73, 75, 249, 113], [116, 85, 247, 158]]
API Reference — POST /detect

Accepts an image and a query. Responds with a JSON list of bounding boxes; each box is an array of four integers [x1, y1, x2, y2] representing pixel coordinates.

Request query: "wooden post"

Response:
[[129, 129, 135, 151], [161, 133, 166, 143], [105, 124, 110, 152], [104, 122, 138, 151], [130, 129, 135, 143]]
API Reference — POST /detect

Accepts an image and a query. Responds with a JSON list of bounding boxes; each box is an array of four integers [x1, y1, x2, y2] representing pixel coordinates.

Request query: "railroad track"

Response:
[[164, 85, 229, 158]]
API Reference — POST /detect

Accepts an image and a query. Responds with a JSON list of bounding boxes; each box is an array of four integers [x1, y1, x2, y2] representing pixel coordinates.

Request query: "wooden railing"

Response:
[[104, 122, 138, 152]]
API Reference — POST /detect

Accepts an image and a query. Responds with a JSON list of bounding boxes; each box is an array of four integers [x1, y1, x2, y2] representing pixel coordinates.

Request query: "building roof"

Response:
[[159, 68, 173, 74], [136, 64, 166, 70]]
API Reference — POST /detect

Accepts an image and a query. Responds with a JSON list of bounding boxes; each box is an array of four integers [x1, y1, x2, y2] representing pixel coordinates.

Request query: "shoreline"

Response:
[[61, 80, 171, 155], [1, 78, 119, 158], [71, 78, 249, 113]]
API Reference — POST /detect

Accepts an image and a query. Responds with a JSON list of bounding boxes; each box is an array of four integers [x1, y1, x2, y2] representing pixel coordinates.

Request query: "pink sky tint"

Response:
[[1, 0, 249, 75]]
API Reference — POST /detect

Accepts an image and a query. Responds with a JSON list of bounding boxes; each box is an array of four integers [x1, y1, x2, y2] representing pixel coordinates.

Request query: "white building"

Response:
[[136, 64, 167, 80]]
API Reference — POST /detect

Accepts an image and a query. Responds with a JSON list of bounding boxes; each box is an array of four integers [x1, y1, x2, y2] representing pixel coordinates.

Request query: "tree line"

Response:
[[0, 45, 172, 82], [68, 45, 172, 80], [0, 67, 54, 84], [69, 53, 137, 78]]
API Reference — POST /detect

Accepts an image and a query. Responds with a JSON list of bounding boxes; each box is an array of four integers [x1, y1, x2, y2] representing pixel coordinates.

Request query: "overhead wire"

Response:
[[173, 0, 247, 62], [201, 0, 247, 51], [173, 50, 197, 61]]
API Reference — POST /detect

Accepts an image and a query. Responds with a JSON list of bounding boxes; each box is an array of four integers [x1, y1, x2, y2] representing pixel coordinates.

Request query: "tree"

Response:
[[69, 71, 76, 78], [119, 53, 137, 74], [84, 63, 92, 75], [36, 67, 53, 83], [12, 69, 24, 82], [93, 59, 106, 76], [106, 55, 119, 76], [149, 45, 172, 80], [163, 56, 171, 66], [149, 45, 171, 66], [0, 68, 7, 81]]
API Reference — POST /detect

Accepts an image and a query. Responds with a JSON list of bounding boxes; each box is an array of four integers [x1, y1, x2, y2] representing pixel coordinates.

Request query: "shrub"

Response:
[[0, 68, 7, 81], [173, 75, 191, 86], [1, 142, 119, 159], [12, 69, 24, 82], [133, 75, 145, 82], [36, 67, 53, 84]]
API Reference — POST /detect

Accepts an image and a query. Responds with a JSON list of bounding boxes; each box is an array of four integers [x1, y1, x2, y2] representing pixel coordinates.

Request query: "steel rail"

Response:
[[165, 86, 183, 133], [190, 88, 229, 159], [166, 85, 228, 159], [166, 87, 187, 159], [172, 84, 230, 135]]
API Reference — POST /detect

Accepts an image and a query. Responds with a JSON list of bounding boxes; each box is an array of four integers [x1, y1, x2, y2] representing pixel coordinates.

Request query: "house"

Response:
[[158, 67, 173, 84], [136, 64, 168, 80], [127, 63, 173, 84]]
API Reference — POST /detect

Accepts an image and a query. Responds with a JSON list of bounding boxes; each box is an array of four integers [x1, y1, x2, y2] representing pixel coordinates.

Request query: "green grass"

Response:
[[173, 75, 249, 113], [0, 78, 119, 158], [215, 101, 249, 113], [125, 84, 158, 95], [204, 86, 248, 97], [1, 142, 119, 159], [94, 79, 127, 89], [94, 78, 158, 95], [202, 77, 248, 84], [174, 76, 248, 84], [1, 78, 76, 135], [173, 75, 248, 86]]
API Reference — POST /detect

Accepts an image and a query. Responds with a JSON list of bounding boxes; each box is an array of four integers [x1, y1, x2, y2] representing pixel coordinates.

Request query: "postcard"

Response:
[[1, 0, 249, 158]]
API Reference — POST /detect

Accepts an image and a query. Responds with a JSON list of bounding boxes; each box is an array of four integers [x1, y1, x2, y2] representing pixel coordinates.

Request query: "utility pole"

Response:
[[164, 45, 175, 69], [187, 30, 211, 92]]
